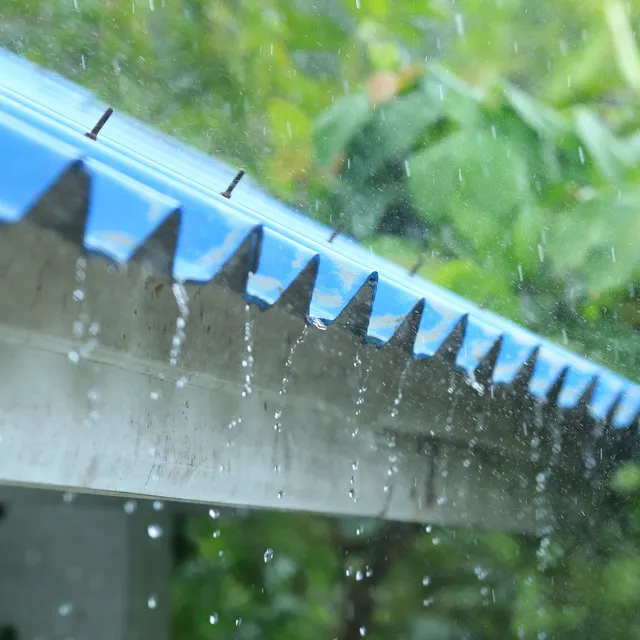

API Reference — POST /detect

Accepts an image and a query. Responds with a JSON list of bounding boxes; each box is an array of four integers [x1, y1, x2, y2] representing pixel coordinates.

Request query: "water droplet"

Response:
[[68, 350, 80, 364], [209, 613, 218, 625], [263, 548, 274, 563], [176, 376, 187, 389], [422, 576, 431, 586], [123, 500, 137, 514], [150, 390, 160, 400], [58, 603, 73, 616], [359, 626, 367, 637], [208, 508, 220, 519], [72, 320, 85, 338], [212, 529, 221, 538], [73, 289, 85, 302], [147, 595, 157, 609], [152, 501, 164, 511], [147, 524, 163, 539], [277, 491, 284, 500]]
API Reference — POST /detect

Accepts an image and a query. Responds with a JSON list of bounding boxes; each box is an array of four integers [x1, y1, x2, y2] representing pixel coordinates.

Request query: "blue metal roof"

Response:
[[0, 47, 638, 429]]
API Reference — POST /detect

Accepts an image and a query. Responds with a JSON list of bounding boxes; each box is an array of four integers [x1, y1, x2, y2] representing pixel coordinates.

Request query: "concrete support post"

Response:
[[0, 487, 172, 640]]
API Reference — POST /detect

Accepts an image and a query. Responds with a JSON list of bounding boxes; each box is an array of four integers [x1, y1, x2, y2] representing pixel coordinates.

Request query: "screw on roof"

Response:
[[327, 223, 344, 243], [84, 107, 114, 141], [221, 169, 246, 199]]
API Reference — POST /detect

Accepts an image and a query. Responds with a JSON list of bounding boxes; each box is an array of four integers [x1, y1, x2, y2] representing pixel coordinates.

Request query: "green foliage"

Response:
[[3, 0, 640, 637]]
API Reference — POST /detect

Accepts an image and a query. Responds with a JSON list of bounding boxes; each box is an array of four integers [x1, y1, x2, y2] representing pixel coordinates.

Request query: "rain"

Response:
[[1, 0, 640, 639]]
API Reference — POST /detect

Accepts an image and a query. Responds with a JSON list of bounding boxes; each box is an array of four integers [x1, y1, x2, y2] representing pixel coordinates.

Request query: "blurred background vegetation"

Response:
[[2, 0, 640, 637]]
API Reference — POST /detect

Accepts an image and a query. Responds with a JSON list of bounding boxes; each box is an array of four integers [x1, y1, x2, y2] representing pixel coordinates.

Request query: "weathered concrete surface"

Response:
[[0, 221, 606, 534]]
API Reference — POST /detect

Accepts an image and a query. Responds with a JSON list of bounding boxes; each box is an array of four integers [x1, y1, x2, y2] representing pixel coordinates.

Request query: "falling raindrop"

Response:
[[354, 349, 373, 419], [152, 501, 164, 511], [169, 282, 189, 368], [274, 325, 309, 431], [263, 548, 274, 563], [391, 360, 412, 418], [209, 613, 219, 625], [454, 13, 465, 36], [208, 508, 220, 519], [241, 304, 255, 398], [58, 603, 73, 616], [147, 595, 157, 609], [124, 500, 137, 514], [150, 390, 160, 400], [147, 524, 163, 539], [359, 625, 367, 637]]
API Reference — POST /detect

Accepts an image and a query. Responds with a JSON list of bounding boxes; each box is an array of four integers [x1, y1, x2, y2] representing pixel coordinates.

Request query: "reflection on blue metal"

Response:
[[0, 47, 638, 429]]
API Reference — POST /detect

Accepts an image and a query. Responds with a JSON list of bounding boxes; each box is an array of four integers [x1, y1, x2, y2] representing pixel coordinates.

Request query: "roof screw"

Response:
[[409, 255, 426, 276], [328, 223, 344, 243], [221, 169, 246, 199], [84, 107, 114, 141]]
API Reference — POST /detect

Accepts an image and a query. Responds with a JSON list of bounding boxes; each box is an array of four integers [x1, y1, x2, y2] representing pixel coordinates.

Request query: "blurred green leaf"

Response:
[[314, 94, 372, 166], [408, 129, 533, 225], [613, 463, 640, 493], [547, 188, 640, 297]]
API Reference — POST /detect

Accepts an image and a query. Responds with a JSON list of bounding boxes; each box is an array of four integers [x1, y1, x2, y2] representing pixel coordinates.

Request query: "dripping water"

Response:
[[227, 305, 255, 431], [391, 359, 412, 418], [274, 324, 309, 433], [241, 304, 254, 398], [348, 346, 373, 503], [169, 281, 189, 372], [272, 323, 310, 497], [69, 257, 103, 425]]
